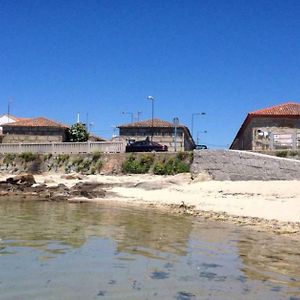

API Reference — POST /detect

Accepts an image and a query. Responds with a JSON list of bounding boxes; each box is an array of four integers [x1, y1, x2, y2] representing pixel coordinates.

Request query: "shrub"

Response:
[[75, 158, 92, 173], [3, 153, 16, 165], [153, 161, 166, 175], [122, 154, 154, 174], [289, 150, 298, 157], [176, 151, 189, 161], [72, 156, 84, 166], [276, 150, 288, 157], [56, 154, 69, 165], [19, 152, 38, 162], [92, 151, 102, 162], [153, 157, 190, 175], [94, 160, 103, 172]]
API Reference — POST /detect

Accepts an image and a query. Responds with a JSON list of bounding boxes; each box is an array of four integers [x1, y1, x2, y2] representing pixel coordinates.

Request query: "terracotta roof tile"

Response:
[[118, 118, 185, 128], [2, 117, 69, 128], [250, 102, 300, 116]]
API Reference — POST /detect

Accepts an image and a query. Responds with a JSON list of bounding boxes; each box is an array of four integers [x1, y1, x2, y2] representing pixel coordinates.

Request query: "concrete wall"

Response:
[[191, 149, 300, 180]]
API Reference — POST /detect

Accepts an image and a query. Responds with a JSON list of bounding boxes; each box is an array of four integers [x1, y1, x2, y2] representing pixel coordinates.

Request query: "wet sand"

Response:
[[24, 173, 300, 235]]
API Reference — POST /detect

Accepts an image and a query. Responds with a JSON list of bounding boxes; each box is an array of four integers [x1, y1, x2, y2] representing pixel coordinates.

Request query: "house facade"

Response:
[[230, 102, 300, 151], [2, 117, 69, 143], [0, 114, 24, 134], [117, 118, 195, 151]]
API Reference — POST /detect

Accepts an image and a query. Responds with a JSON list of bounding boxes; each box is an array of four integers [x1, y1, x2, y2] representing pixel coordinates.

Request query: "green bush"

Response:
[[289, 150, 299, 157], [176, 151, 189, 161], [276, 150, 288, 157], [94, 160, 103, 172], [19, 152, 38, 162], [76, 158, 92, 173], [72, 156, 84, 166], [153, 158, 190, 175], [56, 154, 70, 165], [92, 151, 102, 162], [153, 161, 166, 175], [3, 153, 16, 165], [122, 154, 154, 174]]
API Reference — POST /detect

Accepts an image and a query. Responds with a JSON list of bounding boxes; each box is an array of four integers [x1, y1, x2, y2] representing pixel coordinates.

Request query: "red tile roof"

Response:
[[2, 117, 68, 128], [230, 102, 300, 149], [249, 102, 300, 116], [0, 114, 28, 122], [118, 118, 185, 128]]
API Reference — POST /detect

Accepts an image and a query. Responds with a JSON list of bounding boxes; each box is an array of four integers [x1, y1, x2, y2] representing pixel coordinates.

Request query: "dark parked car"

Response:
[[195, 144, 208, 150], [126, 139, 168, 152]]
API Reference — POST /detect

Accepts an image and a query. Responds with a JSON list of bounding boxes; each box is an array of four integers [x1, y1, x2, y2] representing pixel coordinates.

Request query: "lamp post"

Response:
[[137, 111, 142, 121], [147, 96, 154, 141], [191, 112, 206, 141], [173, 117, 179, 152], [197, 130, 207, 145], [122, 111, 134, 123]]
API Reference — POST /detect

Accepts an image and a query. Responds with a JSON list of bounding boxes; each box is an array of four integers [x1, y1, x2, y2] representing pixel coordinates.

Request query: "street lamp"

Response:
[[173, 117, 179, 152], [147, 96, 154, 140], [137, 111, 142, 121], [197, 130, 207, 145], [122, 111, 134, 123], [191, 112, 206, 141]]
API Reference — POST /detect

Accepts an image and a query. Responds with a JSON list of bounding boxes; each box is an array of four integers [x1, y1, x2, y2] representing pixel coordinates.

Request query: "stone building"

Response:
[[2, 117, 69, 143], [117, 118, 195, 151], [230, 102, 300, 151], [0, 114, 26, 134]]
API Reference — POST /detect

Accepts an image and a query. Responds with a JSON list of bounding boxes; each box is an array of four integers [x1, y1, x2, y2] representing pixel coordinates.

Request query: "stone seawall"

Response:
[[191, 150, 300, 180]]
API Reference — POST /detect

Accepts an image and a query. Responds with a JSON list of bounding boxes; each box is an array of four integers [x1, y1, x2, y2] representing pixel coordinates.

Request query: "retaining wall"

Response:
[[191, 150, 300, 180]]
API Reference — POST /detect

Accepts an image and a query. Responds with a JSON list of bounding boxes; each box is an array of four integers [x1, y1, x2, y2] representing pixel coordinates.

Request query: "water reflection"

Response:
[[0, 201, 192, 258], [0, 201, 300, 300], [237, 231, 300, 288]]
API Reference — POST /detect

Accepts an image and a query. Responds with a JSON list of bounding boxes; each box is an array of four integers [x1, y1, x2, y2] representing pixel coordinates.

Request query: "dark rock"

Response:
[[70, 181, 106, 199], [6, 174, 36, 187]]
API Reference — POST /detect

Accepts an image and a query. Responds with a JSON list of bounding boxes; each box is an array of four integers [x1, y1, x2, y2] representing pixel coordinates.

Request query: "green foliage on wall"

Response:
[[122, 154, 154, 174]]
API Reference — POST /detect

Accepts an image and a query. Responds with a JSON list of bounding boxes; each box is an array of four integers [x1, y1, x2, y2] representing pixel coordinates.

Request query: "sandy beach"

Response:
[[17, 172, 298, 235]]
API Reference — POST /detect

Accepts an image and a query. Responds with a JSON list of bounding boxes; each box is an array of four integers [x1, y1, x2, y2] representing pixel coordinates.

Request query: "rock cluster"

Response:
[[0, 174, 106, 201]]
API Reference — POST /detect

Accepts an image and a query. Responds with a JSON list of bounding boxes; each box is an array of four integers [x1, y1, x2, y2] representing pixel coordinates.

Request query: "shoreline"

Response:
[[2, 172, 300, 236]]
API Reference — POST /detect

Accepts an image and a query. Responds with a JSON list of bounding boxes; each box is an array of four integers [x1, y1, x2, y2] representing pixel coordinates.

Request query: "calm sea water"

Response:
[[0, 201, 299, 300]]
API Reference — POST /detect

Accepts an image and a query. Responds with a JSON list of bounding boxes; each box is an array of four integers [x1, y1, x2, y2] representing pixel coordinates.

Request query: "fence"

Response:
[[0, 141, 126, 154]]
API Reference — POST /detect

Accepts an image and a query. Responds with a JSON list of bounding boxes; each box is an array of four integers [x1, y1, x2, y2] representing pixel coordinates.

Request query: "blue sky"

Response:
[[1, 0, 300, 148]]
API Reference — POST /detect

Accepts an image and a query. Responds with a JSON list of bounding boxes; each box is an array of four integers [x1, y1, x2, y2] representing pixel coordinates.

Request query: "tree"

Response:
[[68, 123, 89, 142]]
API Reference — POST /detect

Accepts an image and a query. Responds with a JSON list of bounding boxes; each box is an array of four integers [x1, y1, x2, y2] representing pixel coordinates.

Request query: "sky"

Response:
[[1, 0, 300, 148]]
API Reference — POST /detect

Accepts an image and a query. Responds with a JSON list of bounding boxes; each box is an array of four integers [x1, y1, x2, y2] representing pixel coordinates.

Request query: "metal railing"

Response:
[[0, 141, 126, 154]]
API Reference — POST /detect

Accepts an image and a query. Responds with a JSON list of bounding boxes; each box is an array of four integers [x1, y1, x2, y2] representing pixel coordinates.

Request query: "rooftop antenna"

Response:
[[7, 98, 12, 123], [7, 98, 12, 117]]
